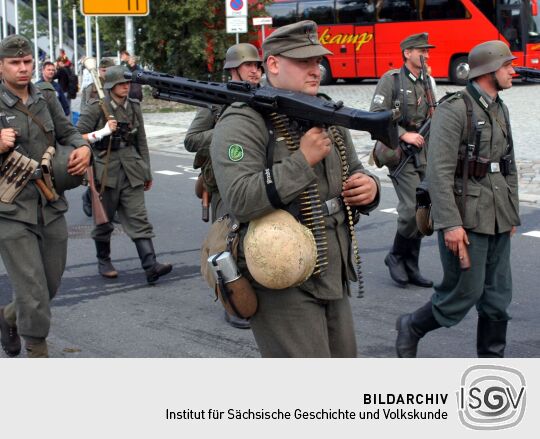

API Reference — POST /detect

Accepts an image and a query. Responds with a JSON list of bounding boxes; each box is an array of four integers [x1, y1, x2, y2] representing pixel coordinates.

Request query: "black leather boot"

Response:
[[0, 307, 21, 357], [477, 317, 508, 358], [82, 188, 92, 217], [95, 240, 118, 278], [396, 301, 441, 357], [384, 233, 409, 287], [403, 238, 433, 287], [134, 239, 172, 284]]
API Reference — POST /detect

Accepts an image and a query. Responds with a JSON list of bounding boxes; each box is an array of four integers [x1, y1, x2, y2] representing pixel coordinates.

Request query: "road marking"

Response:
[[155, 170, 183, 176], [189, 177, 198, 180], [380, 208, 398, 215], [523, 230, 540, 238]]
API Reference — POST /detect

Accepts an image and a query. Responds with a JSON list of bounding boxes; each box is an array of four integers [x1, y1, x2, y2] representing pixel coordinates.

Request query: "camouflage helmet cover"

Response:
[[468, 40, 516, 79], [224, 43, 262, 69]]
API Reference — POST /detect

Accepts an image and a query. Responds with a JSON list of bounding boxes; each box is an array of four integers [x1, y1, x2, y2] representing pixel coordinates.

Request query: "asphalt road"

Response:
[[1, 151, 539, 358]]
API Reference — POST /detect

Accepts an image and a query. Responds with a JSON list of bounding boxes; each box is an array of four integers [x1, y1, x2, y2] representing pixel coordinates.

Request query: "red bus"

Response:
[[260, 0, 540, 84]]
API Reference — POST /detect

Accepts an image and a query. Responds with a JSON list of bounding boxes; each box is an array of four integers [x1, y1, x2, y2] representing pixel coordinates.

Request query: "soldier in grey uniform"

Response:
[[80, 57, 116, 217], [211, 21, 381, 357], [395, 41, 520, 358], [0, 35, 91, 357], [77, 66, 172, 283], [370, 33, 435, 288], [185, 43, 263, 329]]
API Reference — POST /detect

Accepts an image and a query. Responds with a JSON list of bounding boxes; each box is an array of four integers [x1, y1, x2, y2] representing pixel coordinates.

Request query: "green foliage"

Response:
[[130, 0, 271, 79]]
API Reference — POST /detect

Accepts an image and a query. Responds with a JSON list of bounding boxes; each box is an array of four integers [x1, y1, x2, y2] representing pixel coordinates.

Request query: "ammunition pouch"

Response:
[[0, 150, 39, 203], [456, 155, 511, 178]]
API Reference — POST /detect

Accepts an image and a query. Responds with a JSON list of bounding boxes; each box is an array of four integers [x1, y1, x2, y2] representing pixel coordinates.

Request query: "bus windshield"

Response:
[[528, 3, 540, 42]]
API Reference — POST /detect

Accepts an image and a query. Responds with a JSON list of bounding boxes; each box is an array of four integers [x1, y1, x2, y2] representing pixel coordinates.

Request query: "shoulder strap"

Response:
[[14, 101, 54, 146], [461, 93, 475, 201]]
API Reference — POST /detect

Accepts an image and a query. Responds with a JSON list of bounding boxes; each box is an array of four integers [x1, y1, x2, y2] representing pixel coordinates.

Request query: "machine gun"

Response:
[[514, 66, 540, 82], [125, 70, 399, 147]]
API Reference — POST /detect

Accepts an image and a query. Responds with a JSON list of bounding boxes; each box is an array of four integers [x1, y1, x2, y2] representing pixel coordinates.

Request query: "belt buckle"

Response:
[[325, 197, 341, 216], [490, 162, 500, 173]]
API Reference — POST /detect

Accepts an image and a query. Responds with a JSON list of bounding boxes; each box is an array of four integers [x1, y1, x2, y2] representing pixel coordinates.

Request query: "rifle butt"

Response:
[[86, 168, 109, 225]]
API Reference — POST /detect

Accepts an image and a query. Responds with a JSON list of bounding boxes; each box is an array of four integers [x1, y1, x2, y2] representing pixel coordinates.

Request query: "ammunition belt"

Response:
[[329, 126, 364, 298], [269, 113, 328, 278]]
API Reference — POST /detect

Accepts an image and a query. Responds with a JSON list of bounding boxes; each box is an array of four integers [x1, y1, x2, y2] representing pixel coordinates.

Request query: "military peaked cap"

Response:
[[0, 34, 33, 58], [400, 33, 435, 51], [262, 20, 332, 61]]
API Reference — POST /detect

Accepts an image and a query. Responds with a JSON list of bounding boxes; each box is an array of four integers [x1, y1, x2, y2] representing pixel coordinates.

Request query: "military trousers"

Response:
[[0, 215, 67, 339], [431, 231, 512, 327], [92, 167, 154, 242], [389, 159, 425, 239], [250, 285, 357, 358]]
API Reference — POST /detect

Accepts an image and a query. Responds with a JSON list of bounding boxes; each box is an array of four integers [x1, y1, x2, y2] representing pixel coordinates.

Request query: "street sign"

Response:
[[80, 0, 150, 16], [226, 16, 248, 34], [253, 17, 272, 26], [226, 0, 247, 17]]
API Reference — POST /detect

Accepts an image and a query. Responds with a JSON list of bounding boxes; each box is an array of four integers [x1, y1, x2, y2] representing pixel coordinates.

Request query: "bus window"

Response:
[[471, 0, 496, 24], [299, 0, 335, 24], [499, 0, 524, 50], [267, 1, 298, 27], [335, 0, 377, 24], [421, 0, 469, 19], [377, 0, 420, 22]]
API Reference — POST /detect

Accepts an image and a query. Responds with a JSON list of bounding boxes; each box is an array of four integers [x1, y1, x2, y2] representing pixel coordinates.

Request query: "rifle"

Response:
[[420, 55, 437, 116], [82, 57, 112, 224], [388, 119, 430, 183], [514, 66, 540, 82], [85, 166, 109, 225], [125, 70, 400, 147]]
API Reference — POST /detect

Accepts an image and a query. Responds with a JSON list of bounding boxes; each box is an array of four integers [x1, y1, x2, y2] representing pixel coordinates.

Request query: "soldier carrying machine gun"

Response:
[[124, 70, 400, 147]]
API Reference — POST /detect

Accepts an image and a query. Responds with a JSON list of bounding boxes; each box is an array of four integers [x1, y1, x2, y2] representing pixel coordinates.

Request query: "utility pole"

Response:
[[14, 0, 19, 34], [95, 17, 101, 62], [125, 16, 135, 55], [48, 0, 54, 59], [58, 0, 63, 51], [32, 0, 39, 81], [72, 4, 78, 66]]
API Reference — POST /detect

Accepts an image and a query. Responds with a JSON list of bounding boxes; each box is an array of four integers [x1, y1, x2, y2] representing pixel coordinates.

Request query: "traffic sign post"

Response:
[[226, 0, 248, 45], [253, 16, 272, 42], [80, 0, 150, 16]]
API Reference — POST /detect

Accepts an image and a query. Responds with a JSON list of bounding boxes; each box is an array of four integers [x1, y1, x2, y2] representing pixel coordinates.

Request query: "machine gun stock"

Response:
[[126, 70, 399, 147]]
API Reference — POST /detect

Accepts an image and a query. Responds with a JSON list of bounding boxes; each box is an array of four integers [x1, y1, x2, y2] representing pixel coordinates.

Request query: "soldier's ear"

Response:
[[265, 55, 279, 76]]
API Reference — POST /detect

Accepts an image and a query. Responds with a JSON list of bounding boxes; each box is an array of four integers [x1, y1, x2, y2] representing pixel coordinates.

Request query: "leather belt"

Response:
[[321, 197, 343, 216]]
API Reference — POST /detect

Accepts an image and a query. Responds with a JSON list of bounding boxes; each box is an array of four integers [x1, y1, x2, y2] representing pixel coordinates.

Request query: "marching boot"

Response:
[[403, 238, 433, 287], [477, 317, 508, 358], [395, 301, 441, 358], [82, 188, 92, 217], [0, 307, 21, 357], [25, 338, 49, 358], [134, 238, 173, 284], [95, 240, 118, 278], [384, 233, 409, 287]]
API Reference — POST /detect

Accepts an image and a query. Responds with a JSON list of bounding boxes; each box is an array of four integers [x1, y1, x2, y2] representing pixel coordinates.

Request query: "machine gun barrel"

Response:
[[126, 70, 399, 147], [514, 66, 540, 82]]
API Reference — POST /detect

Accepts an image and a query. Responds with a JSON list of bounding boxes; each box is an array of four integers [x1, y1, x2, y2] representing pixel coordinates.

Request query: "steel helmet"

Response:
[[52, 145, 84, 193], [104, 65, 131, 90], [244, 209, 317, 290], [468, 40, 516, 80], [224, 43, 262, 70]]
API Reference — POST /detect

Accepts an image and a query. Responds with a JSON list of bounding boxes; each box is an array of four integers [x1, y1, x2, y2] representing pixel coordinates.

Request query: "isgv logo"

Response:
[[457, 365, 526, 430]]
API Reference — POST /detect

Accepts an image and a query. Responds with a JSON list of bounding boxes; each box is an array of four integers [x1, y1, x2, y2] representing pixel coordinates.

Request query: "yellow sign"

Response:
[[81, 0, 149, 16]]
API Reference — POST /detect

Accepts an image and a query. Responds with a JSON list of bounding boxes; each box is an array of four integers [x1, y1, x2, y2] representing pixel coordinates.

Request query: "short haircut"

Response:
[[42, 61, 55, 69]]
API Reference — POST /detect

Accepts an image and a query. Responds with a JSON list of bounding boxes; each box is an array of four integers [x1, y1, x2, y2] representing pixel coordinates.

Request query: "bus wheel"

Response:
[[320, 59, 333, 85], [450, 55, 468, 85]]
